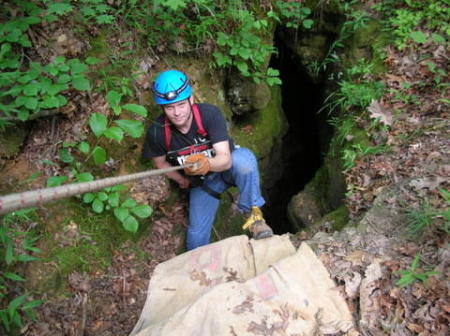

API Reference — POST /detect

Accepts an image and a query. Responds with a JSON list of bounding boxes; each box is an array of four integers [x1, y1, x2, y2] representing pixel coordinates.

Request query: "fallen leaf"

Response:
[[368, 100, 393, 126], [409, 177, 446, 191], [241, 125, 253, 134], [345, 250, 366, 267], [344, 272, 362, 298], [397, 242, 419, 257], [68, 272, 91, 292], [407, 323, 424, 333], [385, 73, 405, 83]]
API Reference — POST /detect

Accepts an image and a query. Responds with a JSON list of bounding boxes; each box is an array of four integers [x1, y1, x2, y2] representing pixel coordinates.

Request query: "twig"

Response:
[[78, 293, 88, 336], [122, 268, 128, 307], [212, 225, 222, 240]]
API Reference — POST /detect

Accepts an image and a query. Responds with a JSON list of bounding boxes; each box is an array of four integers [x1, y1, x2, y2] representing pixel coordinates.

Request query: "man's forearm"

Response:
[[153, 158, 189, 186], [165, 170, 187, 184], [208, 141, 232, 172], [209, 153, 232, 172]]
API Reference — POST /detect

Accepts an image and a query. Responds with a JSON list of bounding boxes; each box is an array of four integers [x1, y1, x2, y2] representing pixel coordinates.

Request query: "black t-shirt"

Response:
[[142, 103, 234, 164]]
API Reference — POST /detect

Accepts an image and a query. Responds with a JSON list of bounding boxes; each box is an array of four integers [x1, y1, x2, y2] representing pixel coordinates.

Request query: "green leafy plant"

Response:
[[43, 89, 151, 232], [0, 209, 43, 333], [81, 179, 124, 214], [122, 0, 306, 86], [323, 79, 384, 115], [389, 87, 419, 105], [376, 0, 450, 49], [212, 8, 278, 85], [0, 3, 41, 70], [423, 61, 447, 85], [308, 6, 369, 76], [406, 205, 436, 236], [272, 0, 313, 30], [85, 91, 146, 165], [328, 115, 356, 146], [78, 0, 116, 25], [0, 56, 93, 122], [438, 188, 450, 233], [113, 197, 153, 233], [396, 253, 438, 287], [82, 187, 152, 233], [406, 190, 450, 235], [320, 59, 384, 116], [342, 143, 389, 170], [81, 178, 153, 234], [44, 1, 74, 21], [388, 8, 422, 49], [45, 168, 153, 233], [0, 2, 100, 126]]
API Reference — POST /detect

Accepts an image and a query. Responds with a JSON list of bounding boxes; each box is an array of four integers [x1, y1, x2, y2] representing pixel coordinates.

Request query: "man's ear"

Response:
[[189, 95, 194, 105]]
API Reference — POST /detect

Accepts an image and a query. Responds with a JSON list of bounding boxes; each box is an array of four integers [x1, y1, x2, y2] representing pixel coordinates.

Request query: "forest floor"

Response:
[[23, 202, 187, 335], [1, 3, 449, 335], [19, 39, 449, 335]]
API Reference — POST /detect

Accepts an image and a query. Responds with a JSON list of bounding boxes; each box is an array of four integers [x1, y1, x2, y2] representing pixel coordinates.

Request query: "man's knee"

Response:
[[186, 227, 210, 250], [231, 148, 257, 175]]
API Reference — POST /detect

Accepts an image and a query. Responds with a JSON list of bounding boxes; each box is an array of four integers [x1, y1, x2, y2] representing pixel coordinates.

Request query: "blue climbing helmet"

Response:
[[152, 70, 192, 105]]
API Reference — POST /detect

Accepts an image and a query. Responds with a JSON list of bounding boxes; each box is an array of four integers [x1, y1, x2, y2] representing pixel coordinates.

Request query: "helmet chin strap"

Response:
[[187, 99, 194, 126]]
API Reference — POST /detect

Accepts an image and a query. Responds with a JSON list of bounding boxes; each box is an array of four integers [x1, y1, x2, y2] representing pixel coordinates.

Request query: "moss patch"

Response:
[[342, 19, 388, 75], [230, 85, 285, 159], [327, 205, 349, 231], [27, 198, 150, 294], [211, 188, 247, 242], [0, 124, 28, 158]]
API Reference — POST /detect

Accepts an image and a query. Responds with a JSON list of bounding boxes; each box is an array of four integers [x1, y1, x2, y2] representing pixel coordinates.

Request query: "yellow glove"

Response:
[[184, 153, 211, 176]]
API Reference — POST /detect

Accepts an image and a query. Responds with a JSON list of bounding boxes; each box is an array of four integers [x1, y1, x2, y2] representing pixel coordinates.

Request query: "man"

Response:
[[143, 69, 273, 250]]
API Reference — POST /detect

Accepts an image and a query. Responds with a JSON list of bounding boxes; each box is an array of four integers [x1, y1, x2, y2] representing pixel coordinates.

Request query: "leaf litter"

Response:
[[7, 2, 450, 335]]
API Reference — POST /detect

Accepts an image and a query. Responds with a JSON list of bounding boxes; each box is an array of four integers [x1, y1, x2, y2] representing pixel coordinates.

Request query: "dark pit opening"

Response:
[[262, 31, 332, 234]]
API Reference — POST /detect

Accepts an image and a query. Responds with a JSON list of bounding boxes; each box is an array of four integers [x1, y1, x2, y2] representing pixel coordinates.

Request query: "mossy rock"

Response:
[[287, 167, 330, 231], [341, 19, 388, 74], [230, 85, 286, 160], [314, 205, 349, 232], [226, 71, 272, 116]]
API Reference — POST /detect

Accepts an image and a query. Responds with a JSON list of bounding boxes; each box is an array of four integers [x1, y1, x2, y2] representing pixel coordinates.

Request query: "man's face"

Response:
[[162, 97, 193, 130]]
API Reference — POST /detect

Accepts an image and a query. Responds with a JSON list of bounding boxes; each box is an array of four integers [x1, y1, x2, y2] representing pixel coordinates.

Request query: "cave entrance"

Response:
[[262, 32, 332, 234]]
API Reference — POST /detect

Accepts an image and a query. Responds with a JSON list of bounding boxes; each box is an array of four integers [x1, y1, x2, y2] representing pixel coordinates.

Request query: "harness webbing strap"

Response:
[[201, 184, 221, 200], [192, 104, 207, 137], [164, 116, 171, 150], [164, 104, 207, 151]]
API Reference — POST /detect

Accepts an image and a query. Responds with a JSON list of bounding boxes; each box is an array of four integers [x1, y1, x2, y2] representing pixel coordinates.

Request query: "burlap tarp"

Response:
[[130, 235, 355, 336]]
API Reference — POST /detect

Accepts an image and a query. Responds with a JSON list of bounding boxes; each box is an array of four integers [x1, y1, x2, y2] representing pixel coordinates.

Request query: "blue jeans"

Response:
[[187, 147, 265, 250]]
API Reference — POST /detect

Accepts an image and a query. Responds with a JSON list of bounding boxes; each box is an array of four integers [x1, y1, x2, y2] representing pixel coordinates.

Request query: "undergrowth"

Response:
[[0, 209, 42, 334]]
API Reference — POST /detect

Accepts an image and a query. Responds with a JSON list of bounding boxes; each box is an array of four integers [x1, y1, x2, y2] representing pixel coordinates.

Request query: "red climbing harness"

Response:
[[164, 104, 207, 150]]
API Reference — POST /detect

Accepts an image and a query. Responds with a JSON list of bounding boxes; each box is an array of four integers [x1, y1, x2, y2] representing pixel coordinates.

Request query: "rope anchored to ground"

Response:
[[0, 165, 192, 215]]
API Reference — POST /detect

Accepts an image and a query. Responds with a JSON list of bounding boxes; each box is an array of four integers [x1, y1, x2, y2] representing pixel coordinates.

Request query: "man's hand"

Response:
[[184, 153, 210, 176], [178, 177, 191, 189]]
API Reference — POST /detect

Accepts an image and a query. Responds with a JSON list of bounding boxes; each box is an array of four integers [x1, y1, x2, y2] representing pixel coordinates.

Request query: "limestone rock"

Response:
[[226, 72, 271, 117], [287, 184, 325, 230]]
